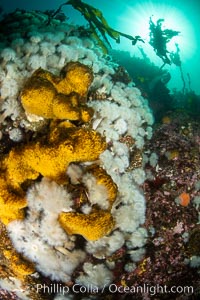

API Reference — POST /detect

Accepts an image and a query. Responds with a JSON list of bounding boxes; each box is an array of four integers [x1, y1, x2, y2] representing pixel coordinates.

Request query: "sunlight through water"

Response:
[[116, 1, 196, 64]]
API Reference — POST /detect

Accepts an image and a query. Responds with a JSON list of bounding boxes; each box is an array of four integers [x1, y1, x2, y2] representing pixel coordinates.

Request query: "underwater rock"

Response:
[[0, 8, 155, 299]]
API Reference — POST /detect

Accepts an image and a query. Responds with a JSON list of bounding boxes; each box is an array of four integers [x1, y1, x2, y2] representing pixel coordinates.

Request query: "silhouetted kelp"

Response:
[[170, 43, 186, 93], [149, 17, 180, 67], [50, 0, 144, 53]]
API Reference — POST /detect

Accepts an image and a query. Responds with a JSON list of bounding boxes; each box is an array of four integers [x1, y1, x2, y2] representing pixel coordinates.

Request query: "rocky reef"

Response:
[[0, 9, 153, 300]]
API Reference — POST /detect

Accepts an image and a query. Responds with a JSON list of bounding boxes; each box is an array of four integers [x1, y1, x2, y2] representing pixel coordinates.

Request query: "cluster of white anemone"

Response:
[[0, 9, 154, 299]]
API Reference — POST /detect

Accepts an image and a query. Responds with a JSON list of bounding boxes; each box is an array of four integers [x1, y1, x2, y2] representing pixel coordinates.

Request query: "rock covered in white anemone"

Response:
[[0, 9, 153, 299]]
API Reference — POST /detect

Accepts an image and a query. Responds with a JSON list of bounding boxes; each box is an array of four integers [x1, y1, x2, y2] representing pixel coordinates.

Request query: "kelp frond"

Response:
[[149, 17, 180, 66], [52, 0, 144, 53]]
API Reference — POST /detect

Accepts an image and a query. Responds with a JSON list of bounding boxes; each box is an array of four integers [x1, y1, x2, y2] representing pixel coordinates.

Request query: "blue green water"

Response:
[[1, 0, 200, 96]]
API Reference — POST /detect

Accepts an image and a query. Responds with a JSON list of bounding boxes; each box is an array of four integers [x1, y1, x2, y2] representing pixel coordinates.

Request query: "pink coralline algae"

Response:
[[123, 112, 200, 300]]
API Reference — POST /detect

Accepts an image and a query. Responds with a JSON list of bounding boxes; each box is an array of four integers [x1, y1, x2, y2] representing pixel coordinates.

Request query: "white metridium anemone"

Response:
[[57, 44, 78, 67], [28, 54, 47, 70], [0, 48, 16, 63], [40, 42, 56, 56], [11, 38, 24, 55], [7, 178, 85, 282], [86, 230, 125, 258], [23, 42, 39, 56], [76, 262, 113, 289], [0, 98, 21, 122], [28, 32, 43, 44], [8, 128, 23, 142], [82, 173, 109, 210]]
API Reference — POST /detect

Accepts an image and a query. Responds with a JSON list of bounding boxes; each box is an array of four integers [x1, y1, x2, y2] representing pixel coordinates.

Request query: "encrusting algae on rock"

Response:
[[20, 62, 94, 122]]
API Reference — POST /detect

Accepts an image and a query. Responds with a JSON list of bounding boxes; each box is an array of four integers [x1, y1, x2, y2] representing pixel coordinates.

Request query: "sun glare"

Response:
[[116, 1, 196, 63]]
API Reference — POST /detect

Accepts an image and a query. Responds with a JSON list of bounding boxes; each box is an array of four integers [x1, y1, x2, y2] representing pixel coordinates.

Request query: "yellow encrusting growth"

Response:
[[3, 249, 35, 278], [0, 222, 35, 280], [0, 119, 106, 225], [58, 209, 115, 241], [20, 62, 94, 122], [2, 126, 107, 190], [0, 176, 27, 225]]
